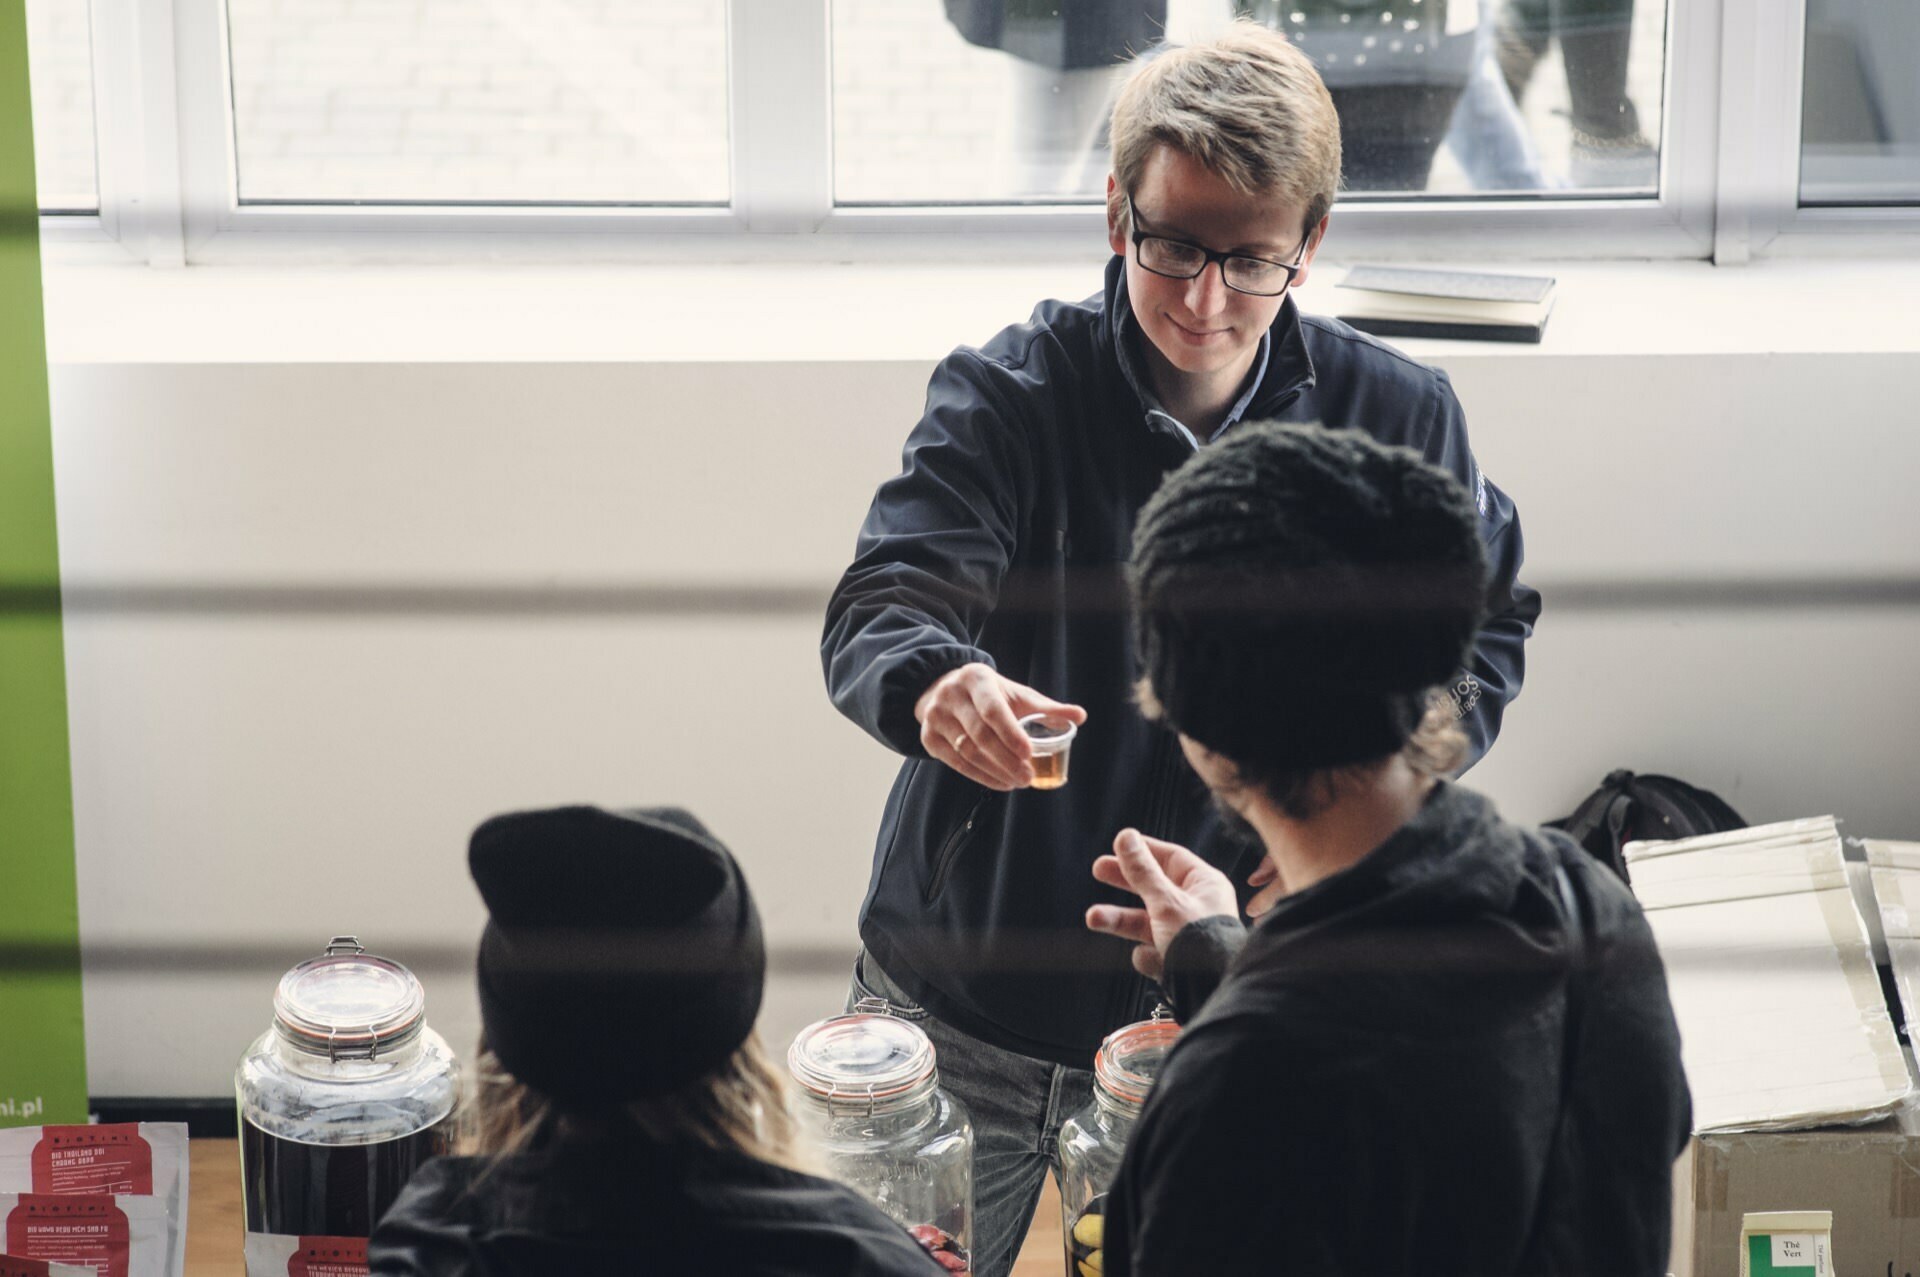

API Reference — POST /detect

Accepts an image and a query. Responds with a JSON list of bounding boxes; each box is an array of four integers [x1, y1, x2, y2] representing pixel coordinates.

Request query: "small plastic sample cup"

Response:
[[1018, 713, 1077, 790]]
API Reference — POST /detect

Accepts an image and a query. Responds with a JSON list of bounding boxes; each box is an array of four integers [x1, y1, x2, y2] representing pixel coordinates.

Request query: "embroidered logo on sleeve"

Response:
[[1449, 675, 1482, 718], [1474, 467, 1490, 518]]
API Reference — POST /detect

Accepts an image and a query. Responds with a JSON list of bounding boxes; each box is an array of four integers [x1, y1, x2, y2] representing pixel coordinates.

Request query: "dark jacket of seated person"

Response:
[[374, 1135, 941, 1275], [368, 805, 943, 1277], [1081, 422, 1690, 1277]]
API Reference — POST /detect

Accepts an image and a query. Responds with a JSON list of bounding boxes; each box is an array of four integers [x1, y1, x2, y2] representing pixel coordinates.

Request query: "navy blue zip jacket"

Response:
[[821, 256, 1542, 1065]]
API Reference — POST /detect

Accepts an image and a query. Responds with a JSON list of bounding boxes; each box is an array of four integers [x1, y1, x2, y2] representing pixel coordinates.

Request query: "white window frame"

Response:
[[38, 0, 1920, 265], [1719, 0, 1920, 261]]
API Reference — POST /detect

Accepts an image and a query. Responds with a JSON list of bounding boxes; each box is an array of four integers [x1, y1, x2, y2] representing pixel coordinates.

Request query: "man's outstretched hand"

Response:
[[1085, 828, 1238, 980], [915, 663, 1086, 791]]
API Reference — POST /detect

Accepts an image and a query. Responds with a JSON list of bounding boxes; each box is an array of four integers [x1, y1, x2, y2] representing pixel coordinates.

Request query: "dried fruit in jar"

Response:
[[907, 1220, 970, 1275], [1069, 1192, 1108, 1268]]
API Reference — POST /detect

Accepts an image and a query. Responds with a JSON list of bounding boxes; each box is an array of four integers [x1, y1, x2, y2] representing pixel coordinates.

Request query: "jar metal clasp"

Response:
[[826, 1080, 880, 1119], [324, 1022, 382, 1064]]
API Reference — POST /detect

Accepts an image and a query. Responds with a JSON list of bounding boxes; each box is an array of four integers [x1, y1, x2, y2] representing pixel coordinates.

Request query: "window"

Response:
[[831, 0, 1669, 205], [224, 0, 729, 205], [24, 0, 97, 213], [1800, 0, 1920, 206], [831, 0, 1136, 205], [21, 0, 1914, 257]]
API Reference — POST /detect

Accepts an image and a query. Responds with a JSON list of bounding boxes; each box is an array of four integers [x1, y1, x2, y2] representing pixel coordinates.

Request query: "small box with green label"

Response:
[[1739, 1212, 1832, 1277]]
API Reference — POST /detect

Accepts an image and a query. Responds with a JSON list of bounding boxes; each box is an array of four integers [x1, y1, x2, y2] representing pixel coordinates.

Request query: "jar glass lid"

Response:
[[787, 1010, 936, 1102], [274, 936, 425, 1060], [1094, 1015, 1181, 1108]]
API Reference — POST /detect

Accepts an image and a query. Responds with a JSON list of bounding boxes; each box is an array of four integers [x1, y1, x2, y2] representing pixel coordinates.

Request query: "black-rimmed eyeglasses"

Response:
[[1126, 196, 1309, 298]]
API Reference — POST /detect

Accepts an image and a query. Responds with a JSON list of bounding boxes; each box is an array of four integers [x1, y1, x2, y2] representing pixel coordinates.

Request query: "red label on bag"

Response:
[[289, 1237, 368, 1277], [4, 1196, 130, 1277], [27, 1128, 153, 1197]]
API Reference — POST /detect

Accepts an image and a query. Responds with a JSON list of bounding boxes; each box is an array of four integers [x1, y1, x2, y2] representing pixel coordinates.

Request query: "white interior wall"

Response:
[[49, 345, 1920, 1098]]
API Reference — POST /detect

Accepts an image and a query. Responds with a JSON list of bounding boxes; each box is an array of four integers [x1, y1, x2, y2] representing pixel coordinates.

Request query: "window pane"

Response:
[[831, 0, 1667, 205], [1801, 0, 1920, 206], [24, 0, 99, 213], [226, 0, 729, 205]]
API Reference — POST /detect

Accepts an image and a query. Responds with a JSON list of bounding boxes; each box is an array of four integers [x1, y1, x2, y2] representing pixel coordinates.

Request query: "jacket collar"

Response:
[[1100, 253, 1318, 443], [1249, 782, 1528, 937]]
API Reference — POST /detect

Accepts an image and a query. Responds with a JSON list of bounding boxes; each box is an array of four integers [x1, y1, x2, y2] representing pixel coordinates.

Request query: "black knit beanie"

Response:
[[1130, 422, 1488, 772], [469, 805, 765, 1108]]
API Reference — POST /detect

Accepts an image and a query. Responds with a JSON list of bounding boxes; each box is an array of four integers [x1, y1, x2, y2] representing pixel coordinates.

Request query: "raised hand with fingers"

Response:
[[915, 662, 1086, 792], [1085, 828, 1239, 980]]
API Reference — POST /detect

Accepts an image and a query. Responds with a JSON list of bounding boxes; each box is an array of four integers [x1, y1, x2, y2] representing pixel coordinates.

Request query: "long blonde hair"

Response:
[[462, 1030, 813, 1175]]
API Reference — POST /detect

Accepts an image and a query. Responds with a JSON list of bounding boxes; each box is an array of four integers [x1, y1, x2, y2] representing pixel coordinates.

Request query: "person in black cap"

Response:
[[368, 805, 944, 1277], [1082, 422, 1690, 1275]]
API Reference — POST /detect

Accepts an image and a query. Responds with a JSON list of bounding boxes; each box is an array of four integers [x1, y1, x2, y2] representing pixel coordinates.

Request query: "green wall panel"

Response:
[[0, 0, 88, 1126]]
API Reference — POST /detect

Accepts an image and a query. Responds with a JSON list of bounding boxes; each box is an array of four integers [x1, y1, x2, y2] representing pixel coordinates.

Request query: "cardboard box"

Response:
[[1627, 817, 1910, 1132], [1671, 1102, 1920, 1277]]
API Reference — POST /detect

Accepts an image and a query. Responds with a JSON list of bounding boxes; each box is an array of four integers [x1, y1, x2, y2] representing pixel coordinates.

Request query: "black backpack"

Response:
[[1548, 769, 1748, 882]]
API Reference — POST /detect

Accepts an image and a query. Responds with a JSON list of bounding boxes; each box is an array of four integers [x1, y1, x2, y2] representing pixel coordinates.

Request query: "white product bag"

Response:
[[0, 1194, 169, 1277], [0, 1125, 187, 1277]]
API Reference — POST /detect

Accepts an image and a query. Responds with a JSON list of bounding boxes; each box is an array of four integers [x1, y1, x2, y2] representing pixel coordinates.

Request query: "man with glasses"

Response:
[[822, 24, 1540, 1277]]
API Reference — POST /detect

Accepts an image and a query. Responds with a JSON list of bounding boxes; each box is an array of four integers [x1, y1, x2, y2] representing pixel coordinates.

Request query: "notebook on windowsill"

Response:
[[1333, 266, 1557, 344]]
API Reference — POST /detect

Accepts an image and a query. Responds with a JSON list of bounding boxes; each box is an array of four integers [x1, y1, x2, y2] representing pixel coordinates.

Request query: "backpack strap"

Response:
[[1560, 771, 1636, 872], [1549, 861, 1586, 1108], [1603, 792, 1635, 870], [1521, 860, 1587, 1262]]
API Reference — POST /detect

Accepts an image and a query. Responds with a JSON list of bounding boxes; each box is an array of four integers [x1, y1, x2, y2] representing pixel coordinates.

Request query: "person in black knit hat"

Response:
[[369, 806, 943, 1277], [1084, 422, 1690, 1276]]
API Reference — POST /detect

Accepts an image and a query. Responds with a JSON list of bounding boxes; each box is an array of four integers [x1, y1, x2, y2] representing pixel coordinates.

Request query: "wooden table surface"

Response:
[[186, 1141, 246, 1277], [188, 1138, 1064, 1275]]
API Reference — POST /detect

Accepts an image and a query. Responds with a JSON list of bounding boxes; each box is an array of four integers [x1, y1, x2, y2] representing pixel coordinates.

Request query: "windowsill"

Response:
[[38, 250, 1920, 366]]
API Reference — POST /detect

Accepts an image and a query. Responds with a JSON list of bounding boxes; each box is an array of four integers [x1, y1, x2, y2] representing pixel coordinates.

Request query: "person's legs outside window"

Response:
[[1001, 59, 1131, 197], [1444, 16, 1552, 190], [1330, 85, 1468, 190]]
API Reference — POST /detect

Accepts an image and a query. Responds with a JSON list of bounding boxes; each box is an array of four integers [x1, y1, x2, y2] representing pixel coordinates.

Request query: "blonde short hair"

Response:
[[1108, 21, 1342, 238]]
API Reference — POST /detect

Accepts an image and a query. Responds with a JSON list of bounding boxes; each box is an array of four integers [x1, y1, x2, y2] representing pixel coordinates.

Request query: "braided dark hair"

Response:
[[1130, 422, 1488, 799]]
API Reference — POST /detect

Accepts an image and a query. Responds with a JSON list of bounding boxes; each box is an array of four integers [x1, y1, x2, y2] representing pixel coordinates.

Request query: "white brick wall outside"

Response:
[[23, 0, 96, 210], [226, 0, 730, 203]]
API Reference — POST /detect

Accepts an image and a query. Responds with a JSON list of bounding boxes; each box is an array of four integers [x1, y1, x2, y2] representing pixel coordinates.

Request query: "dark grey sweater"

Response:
[[369, 1141, 944, 1277]]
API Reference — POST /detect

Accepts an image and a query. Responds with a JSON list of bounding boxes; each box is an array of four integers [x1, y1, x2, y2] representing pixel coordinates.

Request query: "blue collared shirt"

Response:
[[1114, 308, 1273, 449]]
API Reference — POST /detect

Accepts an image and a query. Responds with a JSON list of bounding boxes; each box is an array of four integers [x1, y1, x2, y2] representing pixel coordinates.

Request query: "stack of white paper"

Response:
[[1625, 816, 1910, 1132]]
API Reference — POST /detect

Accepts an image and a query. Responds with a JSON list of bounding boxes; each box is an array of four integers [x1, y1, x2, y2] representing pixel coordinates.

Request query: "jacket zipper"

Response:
[[925, 794, 989, 904]]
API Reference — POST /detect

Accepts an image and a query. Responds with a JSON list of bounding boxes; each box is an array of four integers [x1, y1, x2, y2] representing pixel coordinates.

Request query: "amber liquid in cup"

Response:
[[1020, 713, 1076, 791], [1030, 749, 1069, 790]]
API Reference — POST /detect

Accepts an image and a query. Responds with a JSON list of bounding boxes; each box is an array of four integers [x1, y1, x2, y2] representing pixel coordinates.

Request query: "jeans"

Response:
[[847, 951, 1095, 1277], [1444, 16, 1554, 191]]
